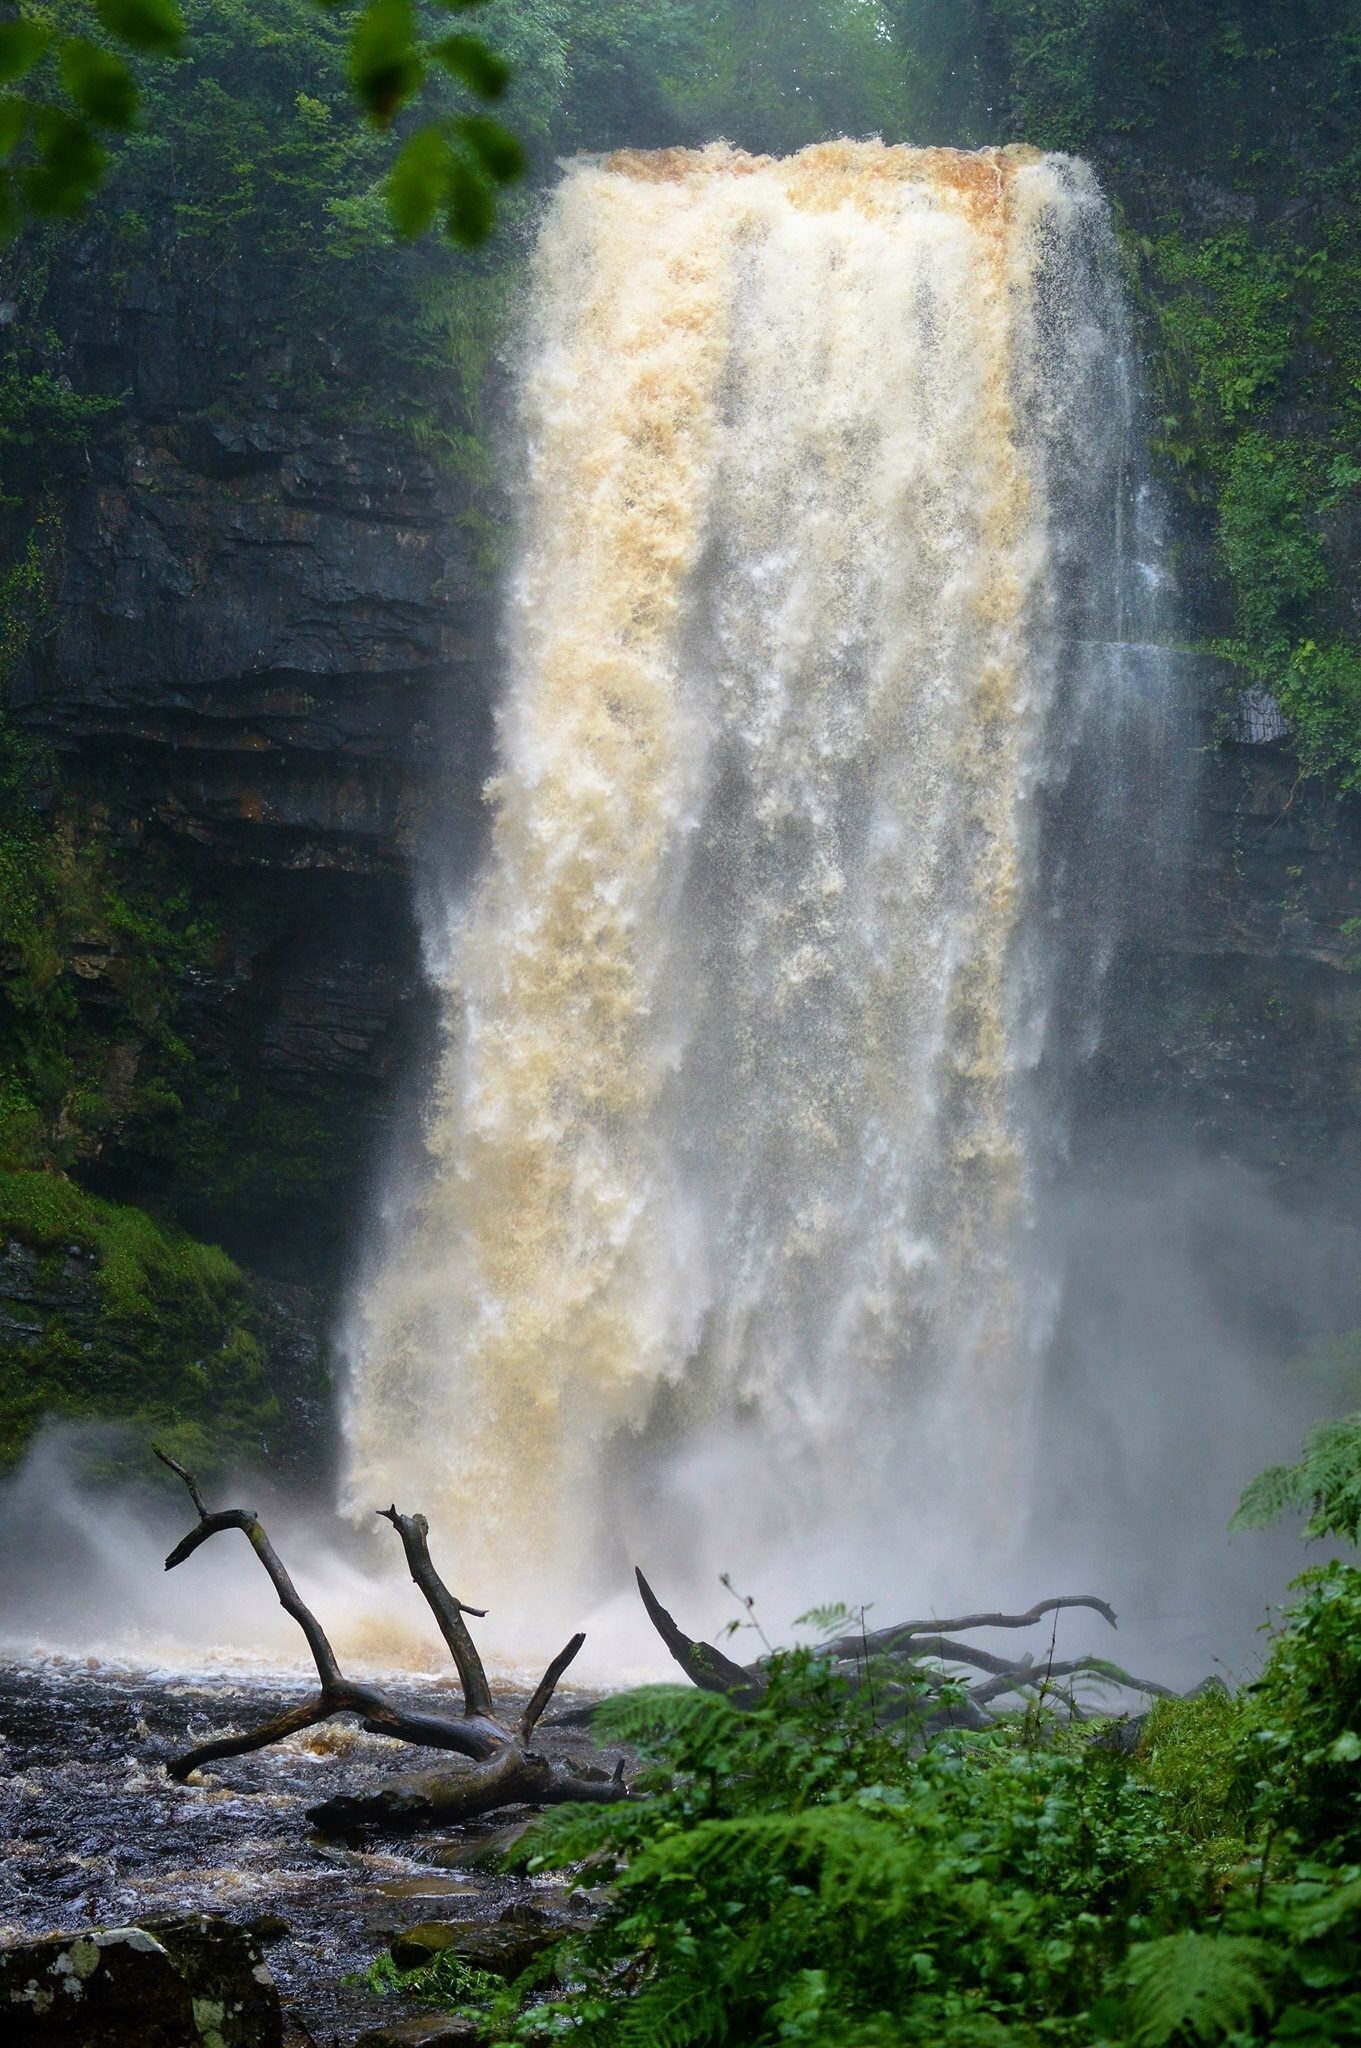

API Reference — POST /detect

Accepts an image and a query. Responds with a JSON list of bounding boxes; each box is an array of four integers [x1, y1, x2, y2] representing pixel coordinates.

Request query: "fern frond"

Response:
[[591, 1682, 742, 1746], [610, 1973, 725, 2048], [1122, 1933, 1277, 2045], [1233, 1460, 1305, 1532], [515, 1800, 636, 1873], [1233, 1410, 1361, 1544]]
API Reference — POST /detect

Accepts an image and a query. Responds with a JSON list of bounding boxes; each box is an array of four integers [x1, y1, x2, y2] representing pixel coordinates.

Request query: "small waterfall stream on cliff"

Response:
[[343, 142, 1170, 1643]]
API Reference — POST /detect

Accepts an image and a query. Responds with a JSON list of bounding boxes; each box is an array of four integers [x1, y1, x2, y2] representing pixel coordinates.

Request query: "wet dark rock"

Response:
[[429, 1823, 533, 1874], [0, 1913, 281, 2047], [144, 1915, 283, 2048], [352, 2015, 485, 2048], [388, 1919, 558, 1979], [1095, 689, 1361, 1190], [7, 370, 496, 1317], [496, 1903, 552, 1930], [243, 1916, 291, 1947], [1, 1925, 197, 2047], [14, 423, 493, 879]]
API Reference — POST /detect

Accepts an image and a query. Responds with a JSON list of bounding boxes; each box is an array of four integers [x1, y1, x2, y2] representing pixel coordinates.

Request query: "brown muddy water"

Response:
[[0, 1659, 613, 2044]]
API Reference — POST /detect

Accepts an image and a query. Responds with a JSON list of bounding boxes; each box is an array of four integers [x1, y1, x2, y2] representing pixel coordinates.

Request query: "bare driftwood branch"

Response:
[[632, 1569, 1180, 1725], [634, 1567, 767, 1706], [376, 1504, 495, 1722], [827, 1595, 1119, 1663], [152, 1448, 629, 1830]]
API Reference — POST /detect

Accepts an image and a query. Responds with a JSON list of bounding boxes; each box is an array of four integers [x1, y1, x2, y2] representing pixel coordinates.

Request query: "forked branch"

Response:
[[152, 1448, 629, 1827], [635, 1567, 766, 1706], [377, 1504, 495, 1721]]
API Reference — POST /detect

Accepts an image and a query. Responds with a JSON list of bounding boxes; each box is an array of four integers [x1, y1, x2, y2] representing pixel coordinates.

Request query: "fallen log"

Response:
[[152, 1448, 629, 1833]]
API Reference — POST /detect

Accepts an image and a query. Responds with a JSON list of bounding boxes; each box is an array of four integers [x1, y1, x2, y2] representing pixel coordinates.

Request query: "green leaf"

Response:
[[61, 41, 139, 130], [0, 20, 51, 84], [443, 155, 493, 247], [431, 33, 509, 100], [348, 0, 422, 126], [94, 0, 185, 57], [0, 95, 29, 161], [22, 108, 106, 217], [0, 166, 20, 243], [453, 113, 523, 183], [386, 123, 447, 238]]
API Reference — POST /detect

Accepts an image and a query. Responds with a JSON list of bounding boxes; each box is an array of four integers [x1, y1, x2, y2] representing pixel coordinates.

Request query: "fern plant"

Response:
[[1232, 1408, 1361, 1545], [1116, 1933, 1277, 2045], [402, 1418, 1361, 2048], [484, 1648, 1201, 2047]]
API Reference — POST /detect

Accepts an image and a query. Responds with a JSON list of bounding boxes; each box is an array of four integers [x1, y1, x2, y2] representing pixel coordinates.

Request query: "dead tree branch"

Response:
[[634, 1567, 767, 1706], [152, 1448, 629, 1832], [632, 1568, 1181, 1723]]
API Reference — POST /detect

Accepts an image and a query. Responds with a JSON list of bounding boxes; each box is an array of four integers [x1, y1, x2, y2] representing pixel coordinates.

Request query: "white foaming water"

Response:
[[342, 141, 1164, 1650]]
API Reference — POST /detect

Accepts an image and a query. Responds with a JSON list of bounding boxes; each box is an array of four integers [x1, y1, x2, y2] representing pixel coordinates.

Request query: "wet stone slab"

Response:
[[0, 1663, 608, 2045]]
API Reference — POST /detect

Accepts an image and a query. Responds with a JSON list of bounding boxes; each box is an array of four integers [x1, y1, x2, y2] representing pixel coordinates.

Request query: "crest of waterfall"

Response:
[[343, 141, 1170, 1628]]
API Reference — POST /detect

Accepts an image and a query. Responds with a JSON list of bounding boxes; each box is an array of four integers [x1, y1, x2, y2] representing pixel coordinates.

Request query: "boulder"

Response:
[[1, 1927, 197, 2047], [388, 1919, 558, 1980], [0, 1916, 281, 2047], [143, 1914, 282, 2048]]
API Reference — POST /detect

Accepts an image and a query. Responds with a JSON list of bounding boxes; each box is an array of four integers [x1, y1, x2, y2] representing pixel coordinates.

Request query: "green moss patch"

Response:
[[0, 1168, 276, 1473]]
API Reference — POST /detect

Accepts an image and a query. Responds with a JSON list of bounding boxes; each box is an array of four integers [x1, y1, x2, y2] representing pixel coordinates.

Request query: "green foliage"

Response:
[[482, 1653, 1200, 2047], [1117, 1932, 1278, 2046], [358, 1947, 505, 2009], [1233, 1408, 1361, 1544], [1137, 1688, 1249, 1879], [0, 0, 185, 236], [1240, 1562, 1361, 1862], [0, 1164, 272, 1470], [642, 0, 918, 158], [437, 1409, 1361, 2047], [927, 0, 1361, 785], [0, 0, 520, 245], [0, 706, 223, 1178], [341, 0, 523, 245], [0, 373, 120, 488]]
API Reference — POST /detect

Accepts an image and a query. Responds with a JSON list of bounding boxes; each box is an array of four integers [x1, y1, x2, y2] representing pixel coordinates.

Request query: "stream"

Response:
[[0, 1658, 612, 2044]]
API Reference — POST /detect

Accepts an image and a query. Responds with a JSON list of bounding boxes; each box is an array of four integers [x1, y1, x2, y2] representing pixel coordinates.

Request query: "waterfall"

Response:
[[343, 141, 1151, 1626]]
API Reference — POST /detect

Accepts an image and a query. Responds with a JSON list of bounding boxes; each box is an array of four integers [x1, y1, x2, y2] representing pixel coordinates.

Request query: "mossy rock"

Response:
[[388, 1920, 557, 1980]]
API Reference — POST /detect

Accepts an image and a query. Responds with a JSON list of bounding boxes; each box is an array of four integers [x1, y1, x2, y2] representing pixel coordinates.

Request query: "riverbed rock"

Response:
[[143, 1913, 283, 2048], [0, 1915, 282, 2047], [388, 1919, 558, 1979], [352, 2016, 485, 2048], [429, 1821, 534, 1872], [1, 1926, 197, 2046]]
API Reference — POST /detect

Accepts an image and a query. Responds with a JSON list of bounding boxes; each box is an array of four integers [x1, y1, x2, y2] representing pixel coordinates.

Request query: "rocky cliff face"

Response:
[[14, 406, 497, 1277], [0, 250, 501, 1463], [1089, 700, 1361, 1195]]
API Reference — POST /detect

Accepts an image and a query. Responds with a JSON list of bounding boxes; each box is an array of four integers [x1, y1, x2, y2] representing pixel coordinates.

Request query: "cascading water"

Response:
[[343, 140, 1162, 1631]]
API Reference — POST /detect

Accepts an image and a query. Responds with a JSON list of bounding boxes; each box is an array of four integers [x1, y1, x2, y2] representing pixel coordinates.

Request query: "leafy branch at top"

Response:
[[0, 0, 522, 244]]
